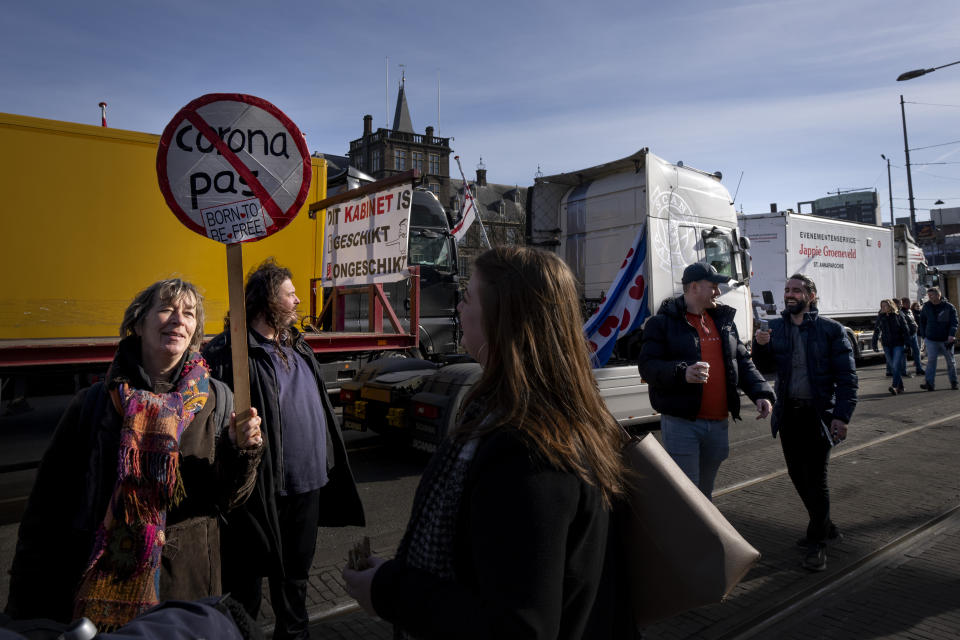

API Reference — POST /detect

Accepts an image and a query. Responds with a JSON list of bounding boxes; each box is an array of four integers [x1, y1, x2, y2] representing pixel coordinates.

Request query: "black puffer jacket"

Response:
[[203, 328, 365, 576], [752, 307, 859, 436], [919, 300, 959, 342], [872, 311, 909, 350], [638, 296, 774, 421], [6, 338, 261, 623]]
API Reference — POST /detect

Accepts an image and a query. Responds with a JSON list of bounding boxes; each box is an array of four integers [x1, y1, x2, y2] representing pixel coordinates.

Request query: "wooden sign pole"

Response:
[[226, 243, 251, 442]]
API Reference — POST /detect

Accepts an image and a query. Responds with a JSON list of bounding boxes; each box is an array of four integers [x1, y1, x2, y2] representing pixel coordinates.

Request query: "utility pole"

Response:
[[900, 95, 917, 235], [881, 154, 894, 227]]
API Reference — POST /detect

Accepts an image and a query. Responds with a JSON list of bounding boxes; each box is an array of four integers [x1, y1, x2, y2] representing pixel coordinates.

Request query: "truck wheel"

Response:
[[846, 329, 862, 361]]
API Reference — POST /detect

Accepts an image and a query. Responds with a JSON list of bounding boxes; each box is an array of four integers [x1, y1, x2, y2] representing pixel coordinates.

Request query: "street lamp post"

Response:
[[897, 60, 960, 82], [896, 59, 960, 237]]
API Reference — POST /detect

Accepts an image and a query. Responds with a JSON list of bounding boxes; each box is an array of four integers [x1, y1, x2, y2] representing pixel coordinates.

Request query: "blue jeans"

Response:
[[660, 415, 729, 501], [884, 345, 905, 389], [905, 333, 924, 373], [925, 340, 957, 388]]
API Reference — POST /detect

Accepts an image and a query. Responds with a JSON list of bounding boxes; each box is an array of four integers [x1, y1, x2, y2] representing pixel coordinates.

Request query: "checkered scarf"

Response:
[[392, 405, 488, 639]]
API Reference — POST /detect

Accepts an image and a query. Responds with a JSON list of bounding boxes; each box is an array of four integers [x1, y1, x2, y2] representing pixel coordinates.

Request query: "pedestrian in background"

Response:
[[343, 247, 634, 639], [918, 287, 959, 391], [204, 259, 365, 640], [873, 299, 910, 395], [753, 274, 858, 573], [6, 279, 263, 629], [638, 262, 774, 500], [900, 297, 923, 376]]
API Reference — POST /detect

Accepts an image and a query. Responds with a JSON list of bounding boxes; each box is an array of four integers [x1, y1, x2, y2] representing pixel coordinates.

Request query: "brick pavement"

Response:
[[757, 510, 960, 639]]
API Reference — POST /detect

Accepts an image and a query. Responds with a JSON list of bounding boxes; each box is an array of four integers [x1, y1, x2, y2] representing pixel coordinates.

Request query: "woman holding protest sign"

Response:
[[5, 278, 263, 631], [342, 247, 634, 638]]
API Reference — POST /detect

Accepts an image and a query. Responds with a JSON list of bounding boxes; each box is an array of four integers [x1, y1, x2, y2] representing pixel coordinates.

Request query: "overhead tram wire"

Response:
[[909, 138, 960, 152]]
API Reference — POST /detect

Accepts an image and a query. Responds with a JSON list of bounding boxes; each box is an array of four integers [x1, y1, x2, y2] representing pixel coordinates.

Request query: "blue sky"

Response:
[[3, 0, 959, 221]]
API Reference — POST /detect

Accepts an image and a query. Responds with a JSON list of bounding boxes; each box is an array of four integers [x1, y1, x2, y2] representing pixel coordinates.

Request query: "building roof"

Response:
[[392, 81, 414, 134], [451, 178, 526, 224]]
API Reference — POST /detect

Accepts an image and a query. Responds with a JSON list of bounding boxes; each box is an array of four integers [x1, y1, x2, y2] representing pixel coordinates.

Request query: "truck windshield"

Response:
[[409, 231, 455, 271], [704, 233, 735, 278]]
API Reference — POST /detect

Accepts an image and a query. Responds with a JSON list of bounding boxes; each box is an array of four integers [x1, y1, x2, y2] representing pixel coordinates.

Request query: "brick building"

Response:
[[347, 77, 454, 208]]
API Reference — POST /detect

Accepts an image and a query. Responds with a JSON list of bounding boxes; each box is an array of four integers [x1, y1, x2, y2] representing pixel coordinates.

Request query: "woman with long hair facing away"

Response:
[[343, 247, 633, 639], [6, 279, 263, 631]]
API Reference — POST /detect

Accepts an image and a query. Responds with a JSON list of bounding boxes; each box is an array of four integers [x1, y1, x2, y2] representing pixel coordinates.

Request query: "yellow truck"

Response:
[[0, 112, 328, 372]]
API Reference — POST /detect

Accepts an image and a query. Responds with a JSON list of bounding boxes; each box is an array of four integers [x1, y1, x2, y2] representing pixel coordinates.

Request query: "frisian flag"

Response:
[[583, 224, 650, 368]]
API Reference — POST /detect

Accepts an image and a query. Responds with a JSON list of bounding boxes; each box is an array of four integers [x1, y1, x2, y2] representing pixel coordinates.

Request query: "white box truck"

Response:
[[739, 211, 936, 358], [530, 148, 754, 348], [341, 149, 753, 447]]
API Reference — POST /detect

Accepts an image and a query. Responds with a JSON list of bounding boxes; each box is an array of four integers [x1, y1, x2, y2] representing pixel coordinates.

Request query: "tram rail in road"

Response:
[[715, 504, 960, 640]]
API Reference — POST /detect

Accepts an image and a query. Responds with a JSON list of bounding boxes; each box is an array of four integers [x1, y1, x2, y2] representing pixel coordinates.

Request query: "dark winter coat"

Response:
[[918, 299, 959, 342], [371, 428, 632, 639], [5, 338, 261, 624], [637, 296, 775, 421], [202, 327, 365, 577], [872, 311, 909, 350], [751, 307, 859, 437], [900, 309, 918, 336]]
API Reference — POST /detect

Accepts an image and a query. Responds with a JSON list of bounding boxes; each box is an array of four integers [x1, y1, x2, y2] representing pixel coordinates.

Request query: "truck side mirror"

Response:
[[739, 236, 751, 250]]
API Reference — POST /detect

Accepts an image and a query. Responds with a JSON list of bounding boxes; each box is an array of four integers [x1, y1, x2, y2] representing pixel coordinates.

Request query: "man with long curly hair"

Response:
[[204, 259, 365, 640]]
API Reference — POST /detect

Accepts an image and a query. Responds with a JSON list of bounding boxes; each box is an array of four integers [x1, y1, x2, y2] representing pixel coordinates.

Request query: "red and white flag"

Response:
[[451, 185, 477, 242]]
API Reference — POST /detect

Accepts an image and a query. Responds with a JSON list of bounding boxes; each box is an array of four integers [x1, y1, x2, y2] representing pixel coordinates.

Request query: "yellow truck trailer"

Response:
[[0, 112, 328, 366]]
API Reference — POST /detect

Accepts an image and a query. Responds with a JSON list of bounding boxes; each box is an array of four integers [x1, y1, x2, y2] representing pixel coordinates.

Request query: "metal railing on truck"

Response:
[[303, 266, 421, 354]]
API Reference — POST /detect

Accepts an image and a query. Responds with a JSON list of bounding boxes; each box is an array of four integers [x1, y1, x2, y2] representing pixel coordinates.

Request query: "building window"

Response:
[[412, 151, 424, 172], [428, 183, 440, 195], [429, 154, 440, 175], [355, 154, 364, 170], [395, 149, 408, 170], [372, 150, 382, 171]]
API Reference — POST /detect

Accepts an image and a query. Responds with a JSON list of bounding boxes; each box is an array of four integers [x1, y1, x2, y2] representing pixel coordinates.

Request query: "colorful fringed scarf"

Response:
[[73, 352, 210, 631]]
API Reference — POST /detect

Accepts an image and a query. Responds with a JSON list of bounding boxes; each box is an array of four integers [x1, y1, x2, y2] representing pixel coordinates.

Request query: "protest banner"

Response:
[[322, 184, 413, 286]]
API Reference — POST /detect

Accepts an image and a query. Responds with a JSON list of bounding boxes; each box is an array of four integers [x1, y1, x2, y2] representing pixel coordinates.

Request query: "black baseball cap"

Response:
[[682, 262, 731, 285]]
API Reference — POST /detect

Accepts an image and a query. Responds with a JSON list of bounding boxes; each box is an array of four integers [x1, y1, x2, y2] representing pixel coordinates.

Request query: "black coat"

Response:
[[202, 328, 365, 576], [872, 311, 909, 350], [637, 296, 774, 421], [5, 339, 261, 623], [370, 429, 632, 639], [918, 300, 959, 342], [751, 307, 859, 436]]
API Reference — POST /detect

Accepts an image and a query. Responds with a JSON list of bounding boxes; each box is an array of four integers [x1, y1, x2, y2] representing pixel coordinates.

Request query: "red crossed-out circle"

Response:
[[156, 93, 311, 242]]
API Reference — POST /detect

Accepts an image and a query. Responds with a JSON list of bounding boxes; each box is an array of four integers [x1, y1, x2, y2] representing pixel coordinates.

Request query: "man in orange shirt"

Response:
[[639, 263, 775, 500]]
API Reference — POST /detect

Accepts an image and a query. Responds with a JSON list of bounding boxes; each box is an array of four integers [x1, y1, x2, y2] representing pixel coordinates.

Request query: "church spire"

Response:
[[392, 67, 414, 134]]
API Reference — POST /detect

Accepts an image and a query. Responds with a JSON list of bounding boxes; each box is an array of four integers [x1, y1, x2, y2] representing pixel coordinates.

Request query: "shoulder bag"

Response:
[[619, 430, 761, 625]]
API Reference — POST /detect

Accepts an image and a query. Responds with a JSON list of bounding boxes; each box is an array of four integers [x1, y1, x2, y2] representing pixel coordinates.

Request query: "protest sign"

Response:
[[156, 93, 310, 439], [156, 93, 311, 244], [322, 185, 413, 286]]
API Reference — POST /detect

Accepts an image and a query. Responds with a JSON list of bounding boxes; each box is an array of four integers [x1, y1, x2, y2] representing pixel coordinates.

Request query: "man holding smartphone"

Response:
[[638, 262, 774, 501], [753, 273, 858, 572]]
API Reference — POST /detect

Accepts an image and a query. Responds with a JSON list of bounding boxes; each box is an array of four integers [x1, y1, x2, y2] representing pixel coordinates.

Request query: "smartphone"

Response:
[[759, 320, 769, 331], [820, 417, 842, 447]]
